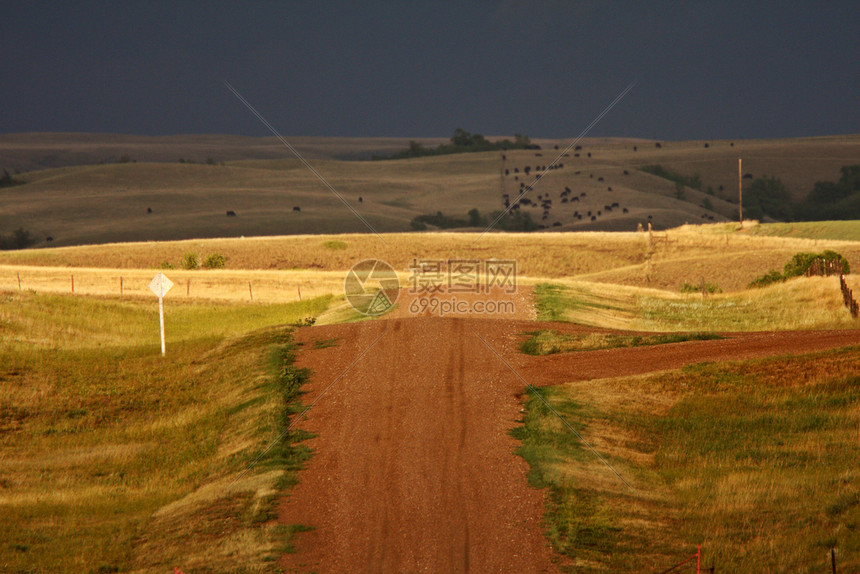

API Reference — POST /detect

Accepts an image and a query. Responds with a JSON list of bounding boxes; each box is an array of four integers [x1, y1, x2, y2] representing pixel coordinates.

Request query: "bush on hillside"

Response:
[[0, 228, 37, 250], [181, 252, 199, 270], [749, 250, 850, 288], [202, 253, 226, 269]]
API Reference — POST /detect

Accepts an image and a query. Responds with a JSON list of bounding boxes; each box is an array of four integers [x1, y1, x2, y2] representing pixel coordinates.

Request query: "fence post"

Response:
[[120, 276, 123, 295], [249, 281, 253, 301], [298, 285, 302, 301], [186, 278, 190, 297], [831, 547, 836, 574], [71, 274, 74, 293], [17, 271, 21, 291]]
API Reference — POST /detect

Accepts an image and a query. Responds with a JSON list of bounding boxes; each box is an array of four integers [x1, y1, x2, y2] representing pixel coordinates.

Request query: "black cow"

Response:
[[293, 206, 301, 212], [226, 210, 237, 216]]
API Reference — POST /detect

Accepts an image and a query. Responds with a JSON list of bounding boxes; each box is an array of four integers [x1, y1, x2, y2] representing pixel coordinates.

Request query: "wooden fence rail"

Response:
[[840, 274, 859, 318]]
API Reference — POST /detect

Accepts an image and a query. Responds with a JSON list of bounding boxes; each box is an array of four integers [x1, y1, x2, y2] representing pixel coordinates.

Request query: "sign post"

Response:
[[149, 272, 174, 356]]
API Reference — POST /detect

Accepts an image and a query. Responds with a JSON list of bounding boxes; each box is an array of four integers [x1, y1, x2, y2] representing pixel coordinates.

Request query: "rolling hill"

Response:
[[1, 133, 858, 247]]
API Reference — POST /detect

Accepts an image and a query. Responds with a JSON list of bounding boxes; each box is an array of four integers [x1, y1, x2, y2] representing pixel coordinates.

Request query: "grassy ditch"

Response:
[[511, 347, 860, 572], [0, 291, 328, 572], [520, 329, 722, 355]]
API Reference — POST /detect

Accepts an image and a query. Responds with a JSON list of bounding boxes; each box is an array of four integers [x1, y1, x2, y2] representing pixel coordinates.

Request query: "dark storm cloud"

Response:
[[2, 1, 858, 140]]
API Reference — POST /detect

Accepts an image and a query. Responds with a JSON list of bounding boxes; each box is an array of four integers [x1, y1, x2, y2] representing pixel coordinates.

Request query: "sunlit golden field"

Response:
[[1, 220, 858, 572]]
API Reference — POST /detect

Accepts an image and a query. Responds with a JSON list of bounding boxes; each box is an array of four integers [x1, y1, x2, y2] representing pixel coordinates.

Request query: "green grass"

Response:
[[748, 221, 860, 241], [520, 329, 722, 355], [511, 347, 860, 572], [0, 290, 333, 350], [534, 277, 859, 331], [0, 292, 333, 572]]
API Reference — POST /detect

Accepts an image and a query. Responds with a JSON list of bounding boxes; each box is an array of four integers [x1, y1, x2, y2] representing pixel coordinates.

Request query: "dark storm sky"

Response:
[[2, 1, 858, 140]]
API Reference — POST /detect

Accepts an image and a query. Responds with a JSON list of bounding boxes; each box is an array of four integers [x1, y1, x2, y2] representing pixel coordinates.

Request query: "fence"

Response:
[[805, 258, 845, 277], [840, 274, 859, 318], [1, 265, 344, 304]]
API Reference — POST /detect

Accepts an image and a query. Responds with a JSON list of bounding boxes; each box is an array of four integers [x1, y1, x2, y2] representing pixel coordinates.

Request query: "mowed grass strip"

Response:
[[0, 292, 331, 573], [534, 275, 860, 331], [520, 329, 721, 355], [512, 347, 860, 573]]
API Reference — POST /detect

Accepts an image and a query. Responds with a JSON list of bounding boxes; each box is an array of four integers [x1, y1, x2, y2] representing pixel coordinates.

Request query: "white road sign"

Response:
[[149, 272, 173, 356], [149, 272, 174, 298]]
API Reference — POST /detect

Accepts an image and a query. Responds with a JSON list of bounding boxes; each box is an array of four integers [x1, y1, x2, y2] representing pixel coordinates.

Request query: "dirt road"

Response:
[[279, 292, 860, 572]]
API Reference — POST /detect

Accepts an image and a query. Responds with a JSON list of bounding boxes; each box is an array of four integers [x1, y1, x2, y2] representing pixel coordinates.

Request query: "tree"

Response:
[[746, 176, 793, 221]]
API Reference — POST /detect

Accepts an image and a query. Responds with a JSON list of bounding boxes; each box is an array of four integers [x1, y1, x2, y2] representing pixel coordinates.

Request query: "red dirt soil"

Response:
[[278, 289, 860, 573]]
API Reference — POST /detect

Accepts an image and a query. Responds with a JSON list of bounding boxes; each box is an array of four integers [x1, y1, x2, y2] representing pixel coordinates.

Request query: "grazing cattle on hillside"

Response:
[[226, 210, 237, 216], [743, 173, 754, 179], [46, 236, 53, 243], [607, 186, 612, 191], [623, 170, 629, 175], [704, 142, 710, 148], [571, 196, 579, 202], [535, 153, 542, 157], [553, 221, 561, 227], [359, 196, 363, 202], [633, 146, 637, 151], [587, 152, 592, 158], [622, 207, 629, 213], [505, 169, 509, 175], [611, 202, 619, 208], [562, 197, 568, 203], [597, 177, 604, 182], [655, 142, 662, 148], [591, 215, 596, 221], [147, 207, 152, 214], [514, 168, 519, 173], [574, 145, 582, 151], [293, 206, 301, 212], [574, 171, 581, 175], [580, 192, 587, 197]]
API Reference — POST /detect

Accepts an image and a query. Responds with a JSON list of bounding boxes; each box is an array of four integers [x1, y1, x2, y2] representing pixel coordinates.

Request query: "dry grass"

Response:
[[3, 224, 858, 294], [3, 133, 858, 247], [0, 290, 332, 572], [536, 274, 860, 332], [514, 347, 860, 572]]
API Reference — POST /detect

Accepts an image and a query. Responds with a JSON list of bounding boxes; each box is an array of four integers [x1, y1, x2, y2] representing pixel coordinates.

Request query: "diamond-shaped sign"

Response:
[[149, 272, 174, 298]]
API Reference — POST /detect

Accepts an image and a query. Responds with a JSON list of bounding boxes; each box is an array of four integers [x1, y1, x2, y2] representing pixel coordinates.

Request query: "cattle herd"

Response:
[[500, 146, 723, 228], [500, 149, 637, 228]]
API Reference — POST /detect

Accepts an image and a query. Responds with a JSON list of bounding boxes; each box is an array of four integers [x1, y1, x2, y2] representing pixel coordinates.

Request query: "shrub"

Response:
[[680, 281, 722, 294], [749, 250, 850, 288], [202, 253, 226, 269], [0, 228, 37, 250], [160, 261, 175, 270], [322, 240, 347, 250], [181, 252, 199, 270]]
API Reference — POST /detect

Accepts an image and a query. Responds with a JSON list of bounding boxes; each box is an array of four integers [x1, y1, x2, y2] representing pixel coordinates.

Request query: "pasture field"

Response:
[[2, 133, 858, 246], [0, 291, 333, 573], [1, 223, 858, 572], [2, 224, 859, 294], [513, 346, 860, 572]]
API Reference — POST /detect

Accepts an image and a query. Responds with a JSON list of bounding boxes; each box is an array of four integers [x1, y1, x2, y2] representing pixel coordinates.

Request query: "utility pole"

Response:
[[738, 157, 743, 227]]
